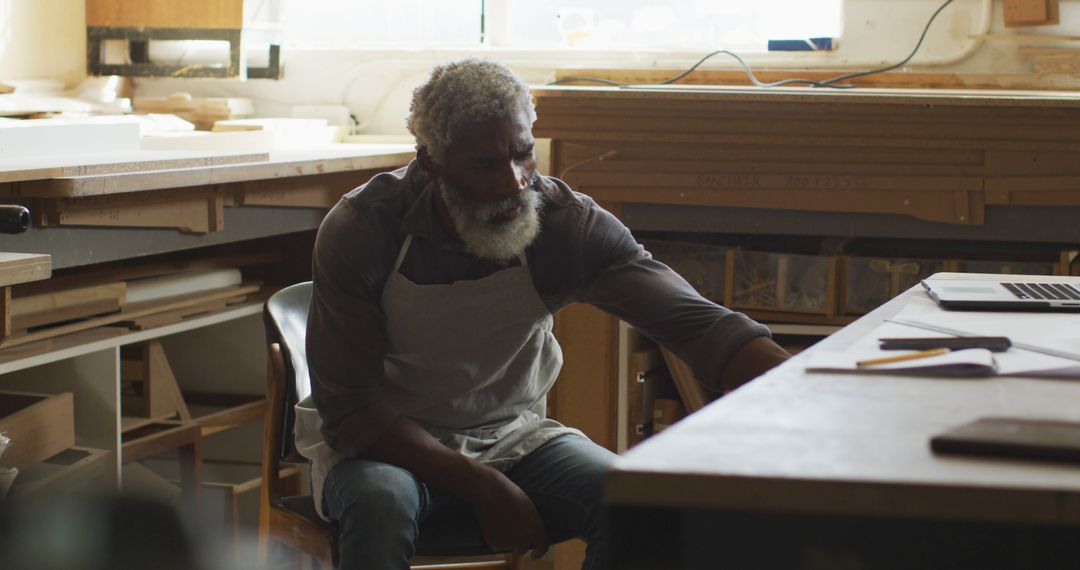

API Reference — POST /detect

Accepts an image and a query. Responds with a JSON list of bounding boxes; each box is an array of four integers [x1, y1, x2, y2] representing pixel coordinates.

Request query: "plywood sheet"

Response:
[[0, 253, 51, 287], [9, 145, 414, 197], [0, 149, 268, 185], [0, 120, 138, 159], [127, 269, 242, 304], [11, 282, 125, 316]]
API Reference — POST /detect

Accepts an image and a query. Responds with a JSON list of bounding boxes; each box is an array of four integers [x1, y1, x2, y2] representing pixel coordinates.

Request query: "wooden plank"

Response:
[[121, 413, 179, 434], [551, 68, 1079, 92], [571, 184, 979, 225], [120, 420, 202, 498], [984, 150, 1080, 176], [567, 172, 983, 193], [1020, 46, 1080, 75], [0, 287, 8, 341], [0, 283, 260, 348], [535, 112, 1080, 144], [9, 147, 414, 198], [147, 340, 192, 421], [989, 189, 1080, 207], [11, 297, 121, 330], [534, 84, 1080, 110], [0, 327, 127, 367], [121, 340, 190, 420], [986, 176, 1080, 194], [558, 141, 986, 167], [538, 95, 1080, 127], [47, 195, 215, 233], [0, 253, 51, 287], [0, 391, 75, 470], [1004, 0, 1059, 27], [18, 252, 277, 296], [659, 348, 707, 414], [0, 148, 267, 185], [236, 170, 376, 208], [11, 281, 126, 317], [11, 446, 112, 496], [39, 186, 224, 233], [85, 0, 243, 29], [192, 398, 264, 437], [124, 299, 229, 330], [536, 129, 1080, 153], [567, 159, 987, 177]]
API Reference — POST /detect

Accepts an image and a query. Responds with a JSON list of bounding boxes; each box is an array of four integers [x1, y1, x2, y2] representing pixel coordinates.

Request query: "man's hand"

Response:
[[716, 336, 791, 394], [362, 417, 549, 557], [468, 466, 549, 557]]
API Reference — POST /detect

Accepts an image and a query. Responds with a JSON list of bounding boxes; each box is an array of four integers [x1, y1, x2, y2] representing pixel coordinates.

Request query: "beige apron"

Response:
[[295, 235, 581, 519]]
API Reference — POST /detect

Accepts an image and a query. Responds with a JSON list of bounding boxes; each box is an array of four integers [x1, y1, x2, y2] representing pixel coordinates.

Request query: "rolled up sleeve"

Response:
[[577, 203, 771, 392], [306, 201, 400, 456]]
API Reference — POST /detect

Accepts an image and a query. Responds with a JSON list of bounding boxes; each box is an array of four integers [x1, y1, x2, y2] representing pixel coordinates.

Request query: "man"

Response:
[[297, 58, 790, 570]]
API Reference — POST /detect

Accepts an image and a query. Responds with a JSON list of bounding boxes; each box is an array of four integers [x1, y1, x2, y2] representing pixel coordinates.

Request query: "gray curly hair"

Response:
[[406, 58, 536, 162]]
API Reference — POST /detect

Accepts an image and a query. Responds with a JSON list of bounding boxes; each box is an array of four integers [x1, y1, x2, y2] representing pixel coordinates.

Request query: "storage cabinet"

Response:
[[840, 256, 949, 316], [0, 304, 266, 497]]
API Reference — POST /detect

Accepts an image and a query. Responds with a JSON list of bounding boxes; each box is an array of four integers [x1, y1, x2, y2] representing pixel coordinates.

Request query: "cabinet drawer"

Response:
[[841, 257, 948, 316], [727, 250, 838, 315]]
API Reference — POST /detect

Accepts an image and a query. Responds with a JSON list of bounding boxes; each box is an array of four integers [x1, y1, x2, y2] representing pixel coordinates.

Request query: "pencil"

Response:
[[856, 347, 951, 368]]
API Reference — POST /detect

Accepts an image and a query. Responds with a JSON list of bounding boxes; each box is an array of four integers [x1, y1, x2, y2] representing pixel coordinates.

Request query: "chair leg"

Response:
[[507, 552, 526, 570]]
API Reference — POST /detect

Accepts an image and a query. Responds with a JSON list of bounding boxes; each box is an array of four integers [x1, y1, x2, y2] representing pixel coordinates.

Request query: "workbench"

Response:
[[605, 274, 1080, 569]]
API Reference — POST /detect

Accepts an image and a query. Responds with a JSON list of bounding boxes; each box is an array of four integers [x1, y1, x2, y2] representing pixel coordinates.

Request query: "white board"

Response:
[[126, 268, 243, 305]]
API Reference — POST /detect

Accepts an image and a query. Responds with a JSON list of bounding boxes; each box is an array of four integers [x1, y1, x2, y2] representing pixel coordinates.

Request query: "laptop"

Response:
[[922, 276, 1080, 311]]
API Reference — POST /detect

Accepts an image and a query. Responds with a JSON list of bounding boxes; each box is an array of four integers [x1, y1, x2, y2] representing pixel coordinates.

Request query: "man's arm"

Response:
[[573, 202, 789, 395], [717, 336, 791, 393]]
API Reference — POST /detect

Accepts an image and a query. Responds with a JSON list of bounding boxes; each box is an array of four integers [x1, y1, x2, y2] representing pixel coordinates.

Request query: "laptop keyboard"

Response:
[[1003, 282, 1080, 301]]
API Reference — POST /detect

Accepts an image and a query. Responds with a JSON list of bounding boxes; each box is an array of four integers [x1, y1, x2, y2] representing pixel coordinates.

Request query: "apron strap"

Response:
[[393, 234, 414, 272]]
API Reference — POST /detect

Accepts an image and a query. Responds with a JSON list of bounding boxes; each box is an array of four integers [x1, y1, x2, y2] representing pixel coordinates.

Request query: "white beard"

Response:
[[439, 174, 542, 262]]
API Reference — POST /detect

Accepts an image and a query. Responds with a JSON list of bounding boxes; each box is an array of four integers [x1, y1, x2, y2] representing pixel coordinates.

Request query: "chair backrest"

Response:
[[263, 281, 313, 460]]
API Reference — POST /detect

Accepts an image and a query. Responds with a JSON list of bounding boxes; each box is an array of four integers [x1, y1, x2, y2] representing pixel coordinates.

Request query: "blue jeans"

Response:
[[322, 434, 617, 570]]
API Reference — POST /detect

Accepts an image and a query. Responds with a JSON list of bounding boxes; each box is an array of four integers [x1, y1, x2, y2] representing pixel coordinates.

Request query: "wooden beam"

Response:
[[85, 0, 243, 29]]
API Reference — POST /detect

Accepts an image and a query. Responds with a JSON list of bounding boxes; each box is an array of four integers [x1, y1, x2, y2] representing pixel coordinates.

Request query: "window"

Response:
[[283, 0, 843, 51], [284, 0, 481, 48], [500, 1, 843, 50]]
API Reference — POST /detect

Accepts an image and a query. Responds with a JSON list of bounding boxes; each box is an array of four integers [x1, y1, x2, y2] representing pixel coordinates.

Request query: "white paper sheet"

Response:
[[889, 295, 1080, 362]]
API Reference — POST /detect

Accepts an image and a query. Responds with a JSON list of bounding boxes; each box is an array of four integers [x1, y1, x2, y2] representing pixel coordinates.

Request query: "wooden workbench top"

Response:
[[5, 144, 416, 198], [0, 253, 51, 287], [607, 277, 1080, 527]]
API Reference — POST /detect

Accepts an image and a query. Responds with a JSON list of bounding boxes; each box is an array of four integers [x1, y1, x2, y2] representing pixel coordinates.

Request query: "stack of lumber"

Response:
[[1, 257, 265, 348], [133, 92, 254, 131]]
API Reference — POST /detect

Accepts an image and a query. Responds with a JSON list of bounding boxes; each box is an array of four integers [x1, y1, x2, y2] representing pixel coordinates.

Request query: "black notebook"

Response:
[[931, 417, 1080, 464]]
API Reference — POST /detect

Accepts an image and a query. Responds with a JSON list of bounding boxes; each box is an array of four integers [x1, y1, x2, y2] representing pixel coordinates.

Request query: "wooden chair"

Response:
[[258, 282, 533, 570]]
